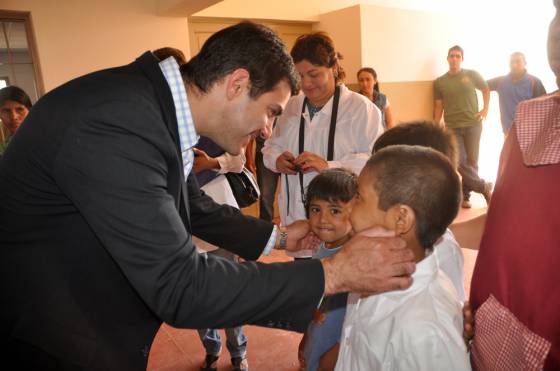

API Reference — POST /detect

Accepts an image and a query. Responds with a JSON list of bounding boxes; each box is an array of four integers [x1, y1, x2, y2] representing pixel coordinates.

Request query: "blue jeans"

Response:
[[198, 327, 247, 358], [255, 136, 279, 222], [452, 124, 486, 200], [198, 249, 248, 358]]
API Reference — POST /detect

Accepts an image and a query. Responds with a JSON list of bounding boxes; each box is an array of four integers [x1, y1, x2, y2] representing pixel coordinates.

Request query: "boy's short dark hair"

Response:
[[180, 21, 299, 98], [0, 86, 32, 109], [365, 145, 461, 249], [373, 120, 458, 168], [304, 168, 357, 218]]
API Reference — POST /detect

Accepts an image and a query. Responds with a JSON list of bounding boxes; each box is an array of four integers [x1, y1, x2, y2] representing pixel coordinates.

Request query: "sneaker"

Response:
[[200, 354, 219, 371], [461, 199, 472, 209], [232, 356, 249, 371], [482, 182, 493, 205]]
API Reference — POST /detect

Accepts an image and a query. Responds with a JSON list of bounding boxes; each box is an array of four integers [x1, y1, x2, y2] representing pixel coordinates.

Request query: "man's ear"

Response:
[[225, 68, 250, 100], [392, 205, 415, 236]]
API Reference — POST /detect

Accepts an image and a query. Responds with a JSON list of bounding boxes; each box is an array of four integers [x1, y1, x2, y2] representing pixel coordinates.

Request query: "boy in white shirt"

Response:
[[335, 145, 470, 371]]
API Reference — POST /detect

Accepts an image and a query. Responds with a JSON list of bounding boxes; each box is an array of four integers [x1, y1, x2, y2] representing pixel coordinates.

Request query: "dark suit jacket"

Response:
[[0, 52, 324, 370]]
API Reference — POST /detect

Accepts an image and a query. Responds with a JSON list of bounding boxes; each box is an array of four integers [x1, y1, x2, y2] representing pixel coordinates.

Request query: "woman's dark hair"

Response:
[[304, 168, 357, 218], [365, 145, 461, 249], [181, 21, 299, 98], [0, 86, 32, 109], [357, 67, 379, 92], [290, 32, 346, 83]]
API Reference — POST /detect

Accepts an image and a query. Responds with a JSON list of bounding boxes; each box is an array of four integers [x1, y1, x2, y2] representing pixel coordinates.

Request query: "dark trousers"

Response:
[[452, 124, 486, 200], [255, 137, 279, 222]]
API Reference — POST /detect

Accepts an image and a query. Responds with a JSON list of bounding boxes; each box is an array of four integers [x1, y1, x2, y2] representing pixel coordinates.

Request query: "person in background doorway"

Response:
[[434, 45, 493, 209], [487, 52, 547, 135], [357, 67, 394, 129], [0, 86, 32, 156]]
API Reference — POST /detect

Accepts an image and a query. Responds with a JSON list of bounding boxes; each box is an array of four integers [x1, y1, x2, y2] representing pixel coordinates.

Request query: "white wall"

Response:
[[359, 4, 454, 83], [1, 0, 191, 92]]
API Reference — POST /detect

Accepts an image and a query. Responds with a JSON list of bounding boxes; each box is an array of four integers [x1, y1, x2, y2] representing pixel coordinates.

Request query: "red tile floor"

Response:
[[147, 194, 487, 371]]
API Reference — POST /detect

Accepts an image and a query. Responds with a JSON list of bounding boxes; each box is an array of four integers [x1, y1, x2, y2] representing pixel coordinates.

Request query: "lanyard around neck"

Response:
[[285, 85, 341, 215]]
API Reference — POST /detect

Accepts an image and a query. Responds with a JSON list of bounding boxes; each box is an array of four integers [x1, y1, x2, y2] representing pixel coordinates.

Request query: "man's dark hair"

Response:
[[291, 32, 346, 83], [153, 47, 187, 65], [373, 120, 458, 168], [0, 86, 32, 109], [304, 168, 357, 218], [365, 145, 461, 249], [180, 21, 298, 98], [448, 45, 464, 59]]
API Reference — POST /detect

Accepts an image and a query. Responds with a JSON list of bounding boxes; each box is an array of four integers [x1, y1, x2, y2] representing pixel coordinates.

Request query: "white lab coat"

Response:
[[262, 85, 383, 257]]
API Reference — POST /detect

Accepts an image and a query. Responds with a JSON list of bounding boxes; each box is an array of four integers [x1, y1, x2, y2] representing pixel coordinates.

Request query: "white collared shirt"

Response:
[[434, 229, 465, 302], [262, 85, 382, 256], [335, 252, 471, 371]]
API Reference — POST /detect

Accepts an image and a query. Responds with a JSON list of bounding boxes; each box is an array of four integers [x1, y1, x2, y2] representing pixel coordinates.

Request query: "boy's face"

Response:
[[308, 198, 353, 247], [350, 170, 392, 234]]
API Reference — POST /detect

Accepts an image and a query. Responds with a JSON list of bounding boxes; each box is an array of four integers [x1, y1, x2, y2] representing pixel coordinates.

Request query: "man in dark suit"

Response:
[[0, 22, 414, 370]]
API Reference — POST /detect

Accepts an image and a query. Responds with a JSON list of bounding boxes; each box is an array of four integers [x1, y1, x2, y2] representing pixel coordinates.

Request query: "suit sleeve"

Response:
[[187, 172, 274, 261], [53, 99, 324, 332]]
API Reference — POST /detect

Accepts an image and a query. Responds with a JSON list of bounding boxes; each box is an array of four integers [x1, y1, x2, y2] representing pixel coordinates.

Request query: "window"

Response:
[[0, 11, 43, 102]]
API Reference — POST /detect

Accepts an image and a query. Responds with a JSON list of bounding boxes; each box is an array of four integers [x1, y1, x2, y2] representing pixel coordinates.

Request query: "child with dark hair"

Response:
[[299, 168, 357, 371], [372, 120, 458, 167], [335, 145, 470, 370], [372, 121, 466, 301]]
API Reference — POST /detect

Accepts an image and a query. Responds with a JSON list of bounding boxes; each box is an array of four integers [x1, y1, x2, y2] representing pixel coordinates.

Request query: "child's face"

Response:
[[350, 170, 392, 234], [308, 197, 353, 247]]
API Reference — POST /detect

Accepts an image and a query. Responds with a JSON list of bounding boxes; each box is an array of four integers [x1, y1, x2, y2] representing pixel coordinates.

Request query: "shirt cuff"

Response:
[[262, 225, 278, 256]]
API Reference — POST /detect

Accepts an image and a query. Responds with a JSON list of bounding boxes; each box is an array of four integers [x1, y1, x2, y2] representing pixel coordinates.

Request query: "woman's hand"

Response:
[[294, 151, 328, 173], [192, 148, 220, 173], [276, 151, 297, 174]]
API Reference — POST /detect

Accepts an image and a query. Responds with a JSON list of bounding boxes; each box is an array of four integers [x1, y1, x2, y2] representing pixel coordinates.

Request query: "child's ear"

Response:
[[393, 205, 415, 236]]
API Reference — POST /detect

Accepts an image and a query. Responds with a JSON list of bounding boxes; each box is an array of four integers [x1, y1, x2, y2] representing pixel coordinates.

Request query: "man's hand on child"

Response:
[[321, 233, 415, 296], [293, 151, 328, 173]]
